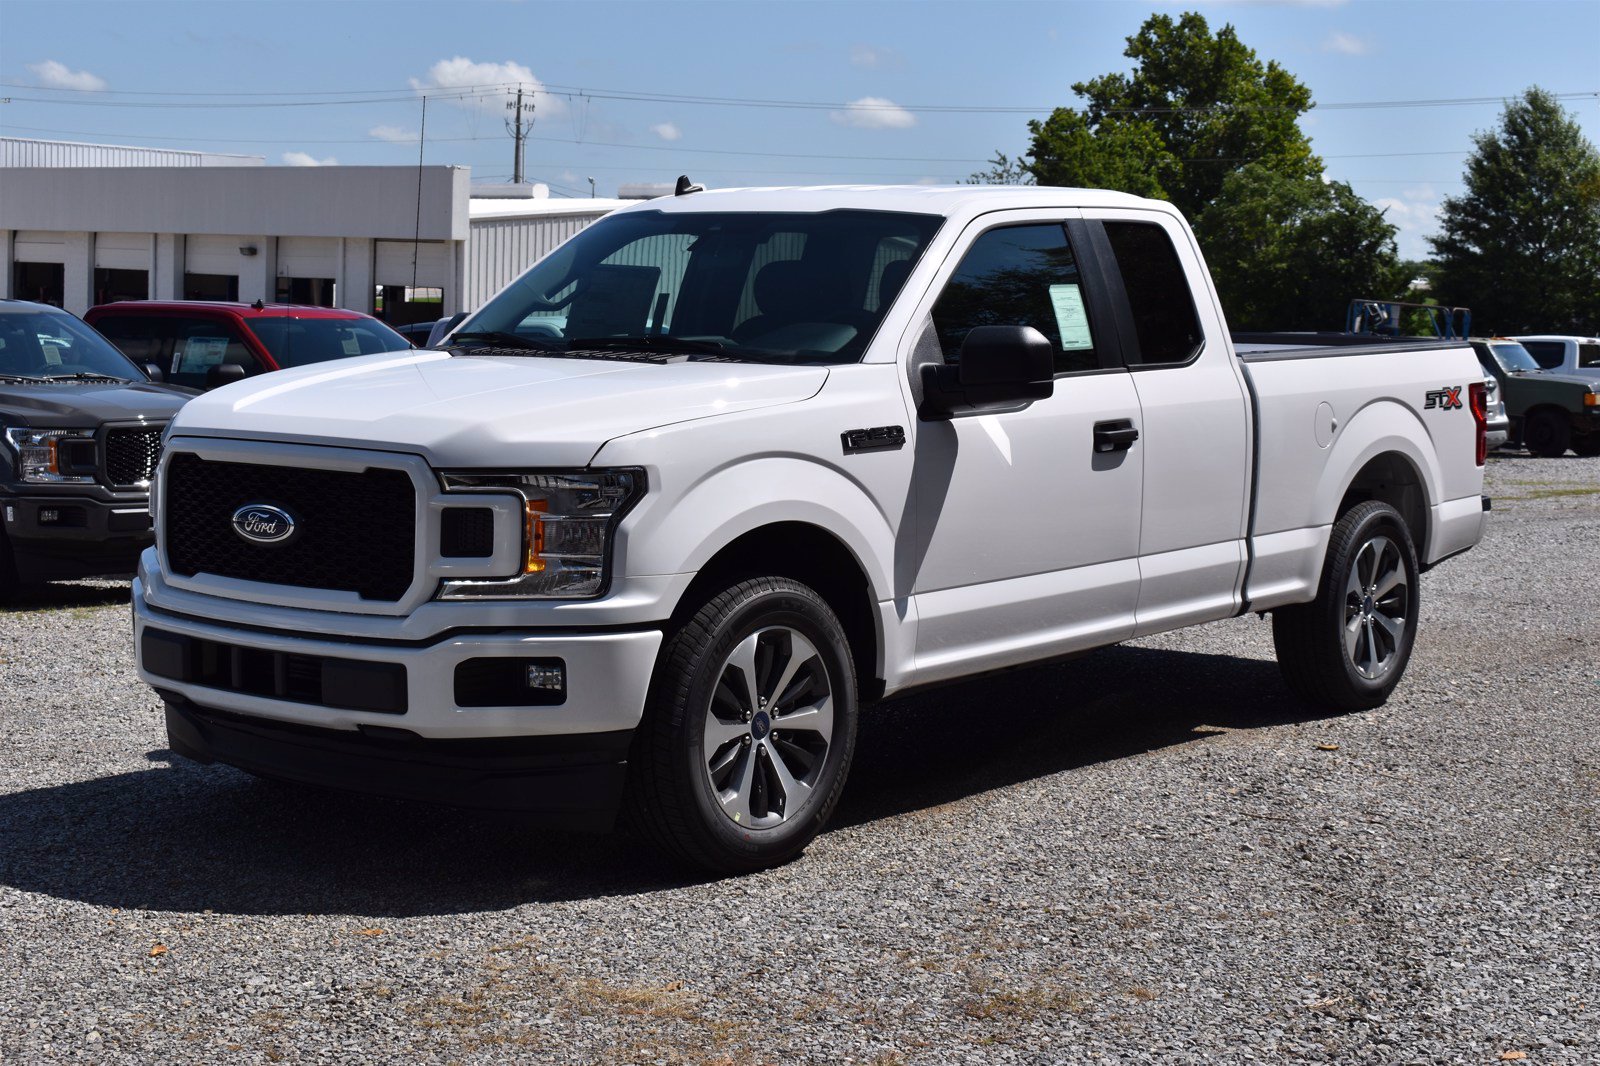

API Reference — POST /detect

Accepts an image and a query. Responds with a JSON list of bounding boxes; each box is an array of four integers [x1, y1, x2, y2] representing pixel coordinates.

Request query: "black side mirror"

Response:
[[920, 325, 1055, 419], [142, 362, 165, 383], [205, 363, 248, 389]]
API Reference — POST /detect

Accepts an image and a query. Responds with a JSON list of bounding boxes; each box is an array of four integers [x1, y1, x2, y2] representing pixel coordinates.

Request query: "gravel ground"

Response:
[[1, 454, 1596, 1065]]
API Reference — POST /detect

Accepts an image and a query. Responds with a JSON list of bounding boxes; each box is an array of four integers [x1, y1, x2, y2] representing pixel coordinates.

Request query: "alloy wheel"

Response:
[[1343, 534, 1410, 680]]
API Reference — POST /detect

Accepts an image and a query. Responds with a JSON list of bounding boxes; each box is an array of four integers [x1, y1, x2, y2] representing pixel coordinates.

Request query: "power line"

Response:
[[4, 79, 1595, 114]]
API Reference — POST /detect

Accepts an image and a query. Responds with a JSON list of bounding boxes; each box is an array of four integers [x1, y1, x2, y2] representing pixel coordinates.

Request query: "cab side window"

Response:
[[90, 317, 166, 366], [166, 318, 260, 388], [1103, 221, 1204, 366], [931, 223, 1099, 374]]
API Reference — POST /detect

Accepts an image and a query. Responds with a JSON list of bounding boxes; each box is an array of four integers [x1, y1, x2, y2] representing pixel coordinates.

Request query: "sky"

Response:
[[2, 0, 1598, 259]]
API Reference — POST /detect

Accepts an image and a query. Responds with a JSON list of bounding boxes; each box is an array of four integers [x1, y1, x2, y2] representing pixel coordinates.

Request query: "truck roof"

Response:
[[85, 301, 373, 320], [613, 183, 1168, 220]]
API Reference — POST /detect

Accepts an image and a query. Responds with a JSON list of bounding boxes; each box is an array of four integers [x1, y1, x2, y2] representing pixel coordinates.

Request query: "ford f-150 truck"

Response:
[[132, 186, 1489, 872], [2, 300, 190, 598]]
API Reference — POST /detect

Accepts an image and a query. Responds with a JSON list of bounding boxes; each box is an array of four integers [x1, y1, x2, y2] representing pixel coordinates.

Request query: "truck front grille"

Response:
[[163, 452, 417, 602], [104, 425, 164, 487]]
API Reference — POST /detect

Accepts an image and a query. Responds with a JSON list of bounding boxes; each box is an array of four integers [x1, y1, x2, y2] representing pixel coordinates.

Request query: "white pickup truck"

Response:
[[134, 186, 1490, 872]]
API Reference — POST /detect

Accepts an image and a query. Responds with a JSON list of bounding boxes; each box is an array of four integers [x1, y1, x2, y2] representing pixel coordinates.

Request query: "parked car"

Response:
[[132, 185, 1489, 872], [1510, 335, 1600, 383], [84, 302, 410, 390], [0, 300, 191, 599], [1472, 338, 1600, 457], [391, 320, 437, 347], [1484, 373, 1510, 451]]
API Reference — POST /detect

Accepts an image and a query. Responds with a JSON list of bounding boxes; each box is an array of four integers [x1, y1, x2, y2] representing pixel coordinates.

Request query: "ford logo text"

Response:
[[231, 504, 297, 545]]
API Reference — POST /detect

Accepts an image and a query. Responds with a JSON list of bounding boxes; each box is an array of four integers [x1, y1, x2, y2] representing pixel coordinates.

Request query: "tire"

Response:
[[627, 577, 858, 874], [1523, 409, 1572, 457], [1272, 501, 1420, 712], [1571, 435, 1600, 459], [0, 531, 19, 605]]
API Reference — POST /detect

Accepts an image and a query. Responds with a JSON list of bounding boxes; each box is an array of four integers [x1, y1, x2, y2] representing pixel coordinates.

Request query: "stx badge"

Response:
[[1424, 386, 1463, 411]]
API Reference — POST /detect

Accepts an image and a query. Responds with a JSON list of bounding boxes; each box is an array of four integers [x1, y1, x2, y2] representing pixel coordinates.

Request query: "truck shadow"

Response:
[[0, 645, 1331, 917], [0, 580, 130, 613]]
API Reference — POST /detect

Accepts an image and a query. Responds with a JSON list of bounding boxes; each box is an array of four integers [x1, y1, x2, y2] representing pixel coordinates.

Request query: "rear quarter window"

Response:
[[1102, 221, 1204, 366]]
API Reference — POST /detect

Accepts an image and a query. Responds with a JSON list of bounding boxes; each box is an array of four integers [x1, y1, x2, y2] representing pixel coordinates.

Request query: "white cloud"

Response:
[[1322, 31, 1370, 55], [369, 125, 418, 144], [1374, 184, 1441, 259], [649, 122, 682, 142], [851, 44, 902, 68], [409, 56, 566, 118], [281, 151, 337, 167], [28, 60, 105, 91], [829, 97, 917, 130]]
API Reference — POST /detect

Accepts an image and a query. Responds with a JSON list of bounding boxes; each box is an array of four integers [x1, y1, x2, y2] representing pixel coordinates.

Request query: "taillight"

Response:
[[1468, 381, 1488, 466]]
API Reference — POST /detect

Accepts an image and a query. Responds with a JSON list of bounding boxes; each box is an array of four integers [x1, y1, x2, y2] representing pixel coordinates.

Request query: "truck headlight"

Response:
[[3, 427, 98, 484], [434, 469, 644, 599]]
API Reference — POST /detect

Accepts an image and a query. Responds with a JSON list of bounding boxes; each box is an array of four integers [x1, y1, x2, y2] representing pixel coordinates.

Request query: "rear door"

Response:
[[901, 210, 1145, 682], [1079, 209, 1251, 635]]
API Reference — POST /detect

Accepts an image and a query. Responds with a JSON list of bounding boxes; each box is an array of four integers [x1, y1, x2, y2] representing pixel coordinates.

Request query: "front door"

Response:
[[901, 213, 1144, 683]]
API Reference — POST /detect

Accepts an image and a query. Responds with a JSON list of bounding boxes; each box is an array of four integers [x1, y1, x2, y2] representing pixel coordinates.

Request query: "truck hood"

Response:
[[169, 349, 830, 467], [1512, 369, 1600, 390], [0, 380, 192, 426]]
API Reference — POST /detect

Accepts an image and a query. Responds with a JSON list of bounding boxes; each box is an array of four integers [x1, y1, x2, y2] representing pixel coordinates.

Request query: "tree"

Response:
[[1428, 88, 1600, 334], [965, 151, 1034, 186], [1024, 12, 1320, 217], [1197, 165, 1408, 331]]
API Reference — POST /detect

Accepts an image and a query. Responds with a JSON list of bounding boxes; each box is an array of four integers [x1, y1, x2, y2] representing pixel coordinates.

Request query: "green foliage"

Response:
[[1196, 165, 1407, 331], [965, 152, 1035, 186], [1428, 88, 1600, 334], [1024, 11, 1319, 217]]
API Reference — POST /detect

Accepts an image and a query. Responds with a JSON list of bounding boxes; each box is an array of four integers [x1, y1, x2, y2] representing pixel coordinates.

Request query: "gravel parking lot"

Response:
[[1, 454, 1595, 1065]]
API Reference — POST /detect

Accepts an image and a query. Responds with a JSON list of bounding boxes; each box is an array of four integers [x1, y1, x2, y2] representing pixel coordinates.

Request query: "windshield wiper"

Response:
[[446, 330, 562, 351], [45, 371, 131, 383], [0, 373, 54, 384], [567, 335, 727, 356]]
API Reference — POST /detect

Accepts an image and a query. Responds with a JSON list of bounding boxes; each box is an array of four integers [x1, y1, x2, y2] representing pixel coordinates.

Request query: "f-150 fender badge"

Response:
[[231, 503, 297, 545], [841, 426, 906, 453], [1424, 386, 1463, 411]]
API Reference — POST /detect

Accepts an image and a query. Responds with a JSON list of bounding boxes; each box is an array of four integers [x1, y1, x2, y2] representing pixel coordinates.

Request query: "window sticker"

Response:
[[176, 337, 229, 369], [1049, 284, 1094, 351]]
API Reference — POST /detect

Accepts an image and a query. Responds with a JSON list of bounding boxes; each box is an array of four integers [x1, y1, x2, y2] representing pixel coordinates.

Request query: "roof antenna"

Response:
[[675, 174, 704, 196]]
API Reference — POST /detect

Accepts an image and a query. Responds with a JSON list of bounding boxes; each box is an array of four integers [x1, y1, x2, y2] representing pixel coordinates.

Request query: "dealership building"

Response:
[[0, 138, 630, 324]]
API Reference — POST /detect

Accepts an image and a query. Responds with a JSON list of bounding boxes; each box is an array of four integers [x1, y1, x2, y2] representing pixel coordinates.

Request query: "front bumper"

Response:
[[2, 491, 152, 581], [134, 582, 664, 822], [162, 696, 634, 829]]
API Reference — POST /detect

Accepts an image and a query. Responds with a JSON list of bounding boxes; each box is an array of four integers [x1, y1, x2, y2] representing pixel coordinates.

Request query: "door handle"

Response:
[[1093, 419, 1139, 453]]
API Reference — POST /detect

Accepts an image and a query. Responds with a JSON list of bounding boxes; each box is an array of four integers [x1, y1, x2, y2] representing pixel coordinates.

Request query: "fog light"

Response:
[[526, 663, 565, 692]]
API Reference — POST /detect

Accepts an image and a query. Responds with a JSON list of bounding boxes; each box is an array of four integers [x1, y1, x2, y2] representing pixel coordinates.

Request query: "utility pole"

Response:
[[505, 85, 536, 184]]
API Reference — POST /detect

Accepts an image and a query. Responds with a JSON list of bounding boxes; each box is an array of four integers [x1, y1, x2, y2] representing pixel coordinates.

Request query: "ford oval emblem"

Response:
[[231, 503, 296, 545]]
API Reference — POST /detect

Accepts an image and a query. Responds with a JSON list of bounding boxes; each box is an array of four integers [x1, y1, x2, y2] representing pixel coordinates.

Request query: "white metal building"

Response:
[[0, 141, 630, 323], [1, 136, 265, 169]]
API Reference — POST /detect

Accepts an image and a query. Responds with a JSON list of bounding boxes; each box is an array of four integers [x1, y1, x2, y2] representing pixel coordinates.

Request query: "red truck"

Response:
[[85, 302, 411, 390]]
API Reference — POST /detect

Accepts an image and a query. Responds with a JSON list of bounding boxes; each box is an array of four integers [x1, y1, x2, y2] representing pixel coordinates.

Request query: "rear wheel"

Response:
[[1272, 501, 1420, 711], [1523, 409, 1572, 457], [627, 577, 858, 874]]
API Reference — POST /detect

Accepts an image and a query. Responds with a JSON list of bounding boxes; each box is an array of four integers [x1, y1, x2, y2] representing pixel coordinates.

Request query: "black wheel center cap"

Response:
[[1363, 595, 1375, 615], [751, 711, 771, 740]]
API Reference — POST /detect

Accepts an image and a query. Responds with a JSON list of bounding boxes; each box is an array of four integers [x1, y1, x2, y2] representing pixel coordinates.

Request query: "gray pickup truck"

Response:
[[1, 301, 191, 598]]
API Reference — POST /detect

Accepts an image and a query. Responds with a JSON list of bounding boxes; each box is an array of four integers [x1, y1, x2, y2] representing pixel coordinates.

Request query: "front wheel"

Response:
[[1272, 501, 1420, 711], [1523, 410, 1571, 457], [627, 577, 858, 874]]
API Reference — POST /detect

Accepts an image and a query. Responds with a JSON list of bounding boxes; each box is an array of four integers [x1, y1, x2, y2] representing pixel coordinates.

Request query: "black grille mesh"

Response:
[[105, 426, 164, 486], [164, 453, 417, 601], [440, 507, 495, 558]]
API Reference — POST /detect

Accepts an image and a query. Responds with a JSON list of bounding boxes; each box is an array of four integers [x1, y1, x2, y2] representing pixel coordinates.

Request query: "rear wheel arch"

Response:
[[1336, 451, 1430, 563]]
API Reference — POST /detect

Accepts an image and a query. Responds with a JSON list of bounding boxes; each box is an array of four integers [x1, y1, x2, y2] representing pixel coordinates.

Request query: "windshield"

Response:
[[459, 209, 944, 365], [1489, 342, 1542, 373], [248, 317, 411, 368], [0, 308, 145, 381]]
